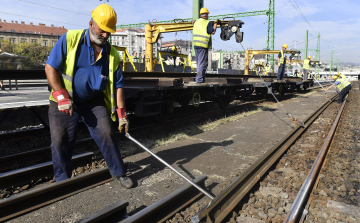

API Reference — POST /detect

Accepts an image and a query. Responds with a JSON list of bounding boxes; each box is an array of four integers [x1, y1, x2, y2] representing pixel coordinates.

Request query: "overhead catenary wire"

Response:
[[0, 11, 83, 27], [287, 0, 317, 35], [17, 0, 88, 16]]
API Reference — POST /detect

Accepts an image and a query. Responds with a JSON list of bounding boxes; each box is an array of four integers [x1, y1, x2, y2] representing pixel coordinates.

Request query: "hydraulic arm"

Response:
[[144, 19, 244, 72]]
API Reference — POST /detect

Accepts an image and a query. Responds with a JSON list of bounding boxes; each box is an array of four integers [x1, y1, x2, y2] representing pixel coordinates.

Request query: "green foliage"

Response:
[[0, 40, 54, 69]]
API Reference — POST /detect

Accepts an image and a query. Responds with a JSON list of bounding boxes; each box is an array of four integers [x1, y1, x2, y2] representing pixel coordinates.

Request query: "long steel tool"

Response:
[[126, 133, 214, 200], [259, 75, 305, 127]]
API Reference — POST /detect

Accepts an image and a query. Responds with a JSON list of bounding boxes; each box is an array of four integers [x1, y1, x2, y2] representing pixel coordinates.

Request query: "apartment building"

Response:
[[0, 19, 67, 46]]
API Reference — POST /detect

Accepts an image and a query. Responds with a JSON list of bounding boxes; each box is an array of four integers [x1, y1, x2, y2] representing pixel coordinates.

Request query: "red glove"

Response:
[[117, 107, 129, 133], [52, 89, 74, 116]]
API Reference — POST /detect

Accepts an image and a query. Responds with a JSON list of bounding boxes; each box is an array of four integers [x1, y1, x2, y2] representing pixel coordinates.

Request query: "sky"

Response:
[[1, 0, 360, 64]]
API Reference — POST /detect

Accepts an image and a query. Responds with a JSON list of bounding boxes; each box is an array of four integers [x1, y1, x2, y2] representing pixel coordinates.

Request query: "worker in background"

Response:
[[302, 56, 311, 81], [44, 5, 133, 188], [294, 69, 301, 78], [287, 68, 292, 77], [192, 7, 218, 83], [265, 62, 272, 75], [179, 57, 185, 66], [142, 50, 145, 63], [326, 73, 351, 104], [131, 51, 139, 63], [166, 56, 172, 65], [277, 44, 290, 81]]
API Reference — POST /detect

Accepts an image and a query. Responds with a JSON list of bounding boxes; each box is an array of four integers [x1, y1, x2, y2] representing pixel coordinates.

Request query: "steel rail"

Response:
[[0, 99, 266, 172], [80, 176, 207, 223], [0, 152, 93, 190], [0, 162, 128, 222], [192, 93, 339, 223], [284, 94, 348, 223]]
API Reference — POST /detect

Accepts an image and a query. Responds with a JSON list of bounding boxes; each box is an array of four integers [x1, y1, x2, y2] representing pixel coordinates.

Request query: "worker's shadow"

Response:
[[127, 139, 233, 185]]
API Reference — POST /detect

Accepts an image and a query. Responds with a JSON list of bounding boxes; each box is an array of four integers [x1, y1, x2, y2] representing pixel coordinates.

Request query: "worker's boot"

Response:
[[113, 175, 134, 189]]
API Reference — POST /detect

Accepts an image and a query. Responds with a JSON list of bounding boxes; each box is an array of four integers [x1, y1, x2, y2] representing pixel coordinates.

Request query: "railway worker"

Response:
[[131, 51, 139, 63], [265, 62, 272, 75], [326, 74, 351, 104], [192, 7, 218, 83], [277, 44, 290, 81], [44, 4, 133, 188], [302, 56, 311, 81]]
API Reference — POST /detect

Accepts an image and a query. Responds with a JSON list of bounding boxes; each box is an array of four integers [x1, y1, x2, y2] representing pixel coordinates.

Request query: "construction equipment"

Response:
[[144, 19, 244, 72], [153, 51, 195, 73], [113, 46, 138, 72], [258, 75, 305, 127], [244, 50, 300, 75], [126, 133, 214, 199]]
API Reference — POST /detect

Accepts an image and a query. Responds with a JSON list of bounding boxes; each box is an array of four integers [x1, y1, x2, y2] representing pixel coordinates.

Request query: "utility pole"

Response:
[[304, 30, 308, 59], [293, 40, 298, 49], [265, 0, 275, 71], [330, 50, 333, 76], [316, 32, 320, 74]]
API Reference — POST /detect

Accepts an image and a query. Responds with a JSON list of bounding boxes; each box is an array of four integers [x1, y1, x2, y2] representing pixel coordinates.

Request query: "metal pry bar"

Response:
[[125, 133, 215, 200]]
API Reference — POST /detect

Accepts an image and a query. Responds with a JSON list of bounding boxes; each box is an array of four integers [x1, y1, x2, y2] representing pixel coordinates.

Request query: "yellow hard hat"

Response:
[[91, 4, 117, 33], [308, 56, 311, 59], [338, 72, 341, 76], [332, 75, 338, 80], [282, 44, 288, 48], [200, 7, 210, 14]]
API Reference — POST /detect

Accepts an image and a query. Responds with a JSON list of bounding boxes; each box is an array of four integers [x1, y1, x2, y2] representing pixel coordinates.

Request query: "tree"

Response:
[[0, 40, 53, 69]]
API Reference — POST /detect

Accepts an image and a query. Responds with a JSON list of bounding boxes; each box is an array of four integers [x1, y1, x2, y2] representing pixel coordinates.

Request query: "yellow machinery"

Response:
[[113, 46, 138, 72], [144, 19, 244, 72], [153, 51, 195, 73], [250, 62, 268, 76], [244, 50, 300, 75]]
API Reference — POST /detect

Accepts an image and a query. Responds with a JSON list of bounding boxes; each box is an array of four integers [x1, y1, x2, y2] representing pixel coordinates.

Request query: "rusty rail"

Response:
[[284, 94, 348, 222], [192, 93, 339, 223]]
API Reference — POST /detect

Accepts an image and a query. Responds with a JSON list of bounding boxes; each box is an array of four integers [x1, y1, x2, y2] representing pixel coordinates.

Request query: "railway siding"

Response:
[[305, 82, 360, 222]]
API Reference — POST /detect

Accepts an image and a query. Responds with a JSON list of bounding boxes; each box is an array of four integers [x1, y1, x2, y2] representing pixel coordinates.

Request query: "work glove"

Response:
[[215, 19, 221, 24], [117, 107, 129, 133], [325, 88, 329, 91], [277, 63, 280, 68], [52, 88, 74, 116]]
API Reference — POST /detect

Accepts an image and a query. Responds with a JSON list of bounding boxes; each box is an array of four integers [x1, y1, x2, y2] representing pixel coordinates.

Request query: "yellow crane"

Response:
[[144, 19, 244, 72]]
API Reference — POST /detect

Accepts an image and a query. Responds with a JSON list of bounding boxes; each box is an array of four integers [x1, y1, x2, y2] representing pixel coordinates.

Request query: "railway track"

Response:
[[0, 83, 334, 222]]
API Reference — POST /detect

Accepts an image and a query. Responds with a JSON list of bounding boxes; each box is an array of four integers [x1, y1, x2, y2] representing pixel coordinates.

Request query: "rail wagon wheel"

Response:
[[192, 93, 201, 107]]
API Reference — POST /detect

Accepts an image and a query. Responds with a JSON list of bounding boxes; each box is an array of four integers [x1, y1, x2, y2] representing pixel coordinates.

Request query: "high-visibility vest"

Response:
[[193, 18, 212, 49], [265, 66, 272, 73], [49, 29, 120, 122], [279, 50, 285, 64], [336, 77, 351, 91], [131, 56, 139, 63], [296, 72, 302, 78], [303, 59, 310, 69]]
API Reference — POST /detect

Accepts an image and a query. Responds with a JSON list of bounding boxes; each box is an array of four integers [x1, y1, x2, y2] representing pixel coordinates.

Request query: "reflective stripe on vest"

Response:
[[193, 18, 212, 49], [303, 59, 310, 69], [279, 50, 285, 64], [336, 77, 351, 92], [49, 29, 120, 122]]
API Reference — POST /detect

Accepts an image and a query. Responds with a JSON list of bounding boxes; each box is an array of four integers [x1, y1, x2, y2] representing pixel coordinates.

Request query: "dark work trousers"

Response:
[[337, 84, 351, 104], [48, 95, 127, 182], [303, 69, 308, 80], [277, 65, 285, 80], [195, 48, 208, 83]]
